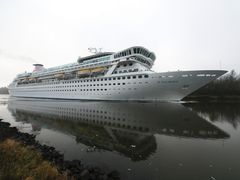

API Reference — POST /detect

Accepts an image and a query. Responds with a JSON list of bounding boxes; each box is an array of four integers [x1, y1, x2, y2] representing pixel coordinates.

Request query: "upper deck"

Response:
[[16, 46, 156, 79]]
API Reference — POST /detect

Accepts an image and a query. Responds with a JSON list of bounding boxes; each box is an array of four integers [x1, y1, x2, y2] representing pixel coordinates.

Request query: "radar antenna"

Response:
[[88, 47, 103, 54]]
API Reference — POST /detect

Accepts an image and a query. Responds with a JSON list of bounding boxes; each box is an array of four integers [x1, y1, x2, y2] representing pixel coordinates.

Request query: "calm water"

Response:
[[0, 94, 240, 180]]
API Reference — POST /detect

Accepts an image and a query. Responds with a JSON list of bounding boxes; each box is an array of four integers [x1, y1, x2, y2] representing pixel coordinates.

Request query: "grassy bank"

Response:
[[0, 120, 120, 180], [0, 138, 68, 180]]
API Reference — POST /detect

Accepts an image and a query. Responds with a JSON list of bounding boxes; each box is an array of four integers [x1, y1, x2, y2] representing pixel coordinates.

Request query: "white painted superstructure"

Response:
[[8, 46, 227, 101]]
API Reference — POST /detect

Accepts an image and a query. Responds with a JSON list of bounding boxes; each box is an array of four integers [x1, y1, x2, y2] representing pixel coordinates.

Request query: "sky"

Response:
[[0, 0, 240, 87]]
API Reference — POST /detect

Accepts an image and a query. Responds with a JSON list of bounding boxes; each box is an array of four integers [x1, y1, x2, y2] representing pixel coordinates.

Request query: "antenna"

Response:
[[88, 47, 103, 54], [219, 60, 222, 70]]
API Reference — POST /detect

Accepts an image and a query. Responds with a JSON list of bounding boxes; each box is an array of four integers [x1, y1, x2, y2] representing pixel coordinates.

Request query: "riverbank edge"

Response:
[[183, 95, 240, 102], [0, 119, 119, 180]]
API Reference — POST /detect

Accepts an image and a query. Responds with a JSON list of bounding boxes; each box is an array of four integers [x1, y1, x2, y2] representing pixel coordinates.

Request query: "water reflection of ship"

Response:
[[8, 99, 229, 161], [184, 103, 240, 129]]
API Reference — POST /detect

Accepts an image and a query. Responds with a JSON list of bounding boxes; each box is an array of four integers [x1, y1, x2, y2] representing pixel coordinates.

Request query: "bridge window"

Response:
[[134, 48, 137, 53]]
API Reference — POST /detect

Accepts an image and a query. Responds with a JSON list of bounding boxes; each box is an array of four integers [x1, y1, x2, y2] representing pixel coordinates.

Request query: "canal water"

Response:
[[0, 94, 240, 180]]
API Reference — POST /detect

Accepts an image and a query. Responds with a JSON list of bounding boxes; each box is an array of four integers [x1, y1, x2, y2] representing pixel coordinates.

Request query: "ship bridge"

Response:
[[113, 46, 156, 68], [77, 52, 113, 63]]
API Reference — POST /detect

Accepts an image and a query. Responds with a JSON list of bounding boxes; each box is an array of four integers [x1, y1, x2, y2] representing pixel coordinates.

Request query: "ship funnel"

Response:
[[33, 64, 44, 72]]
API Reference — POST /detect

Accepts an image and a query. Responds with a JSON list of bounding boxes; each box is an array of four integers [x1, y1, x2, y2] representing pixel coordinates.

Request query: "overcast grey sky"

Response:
[[0, 0, 240, 87]]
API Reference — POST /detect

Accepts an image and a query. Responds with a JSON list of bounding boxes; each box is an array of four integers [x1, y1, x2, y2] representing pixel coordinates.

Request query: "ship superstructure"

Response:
[[9, 46, 227, 101]]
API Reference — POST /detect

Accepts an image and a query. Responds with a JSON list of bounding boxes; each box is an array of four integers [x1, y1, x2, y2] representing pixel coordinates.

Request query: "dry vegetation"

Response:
[[0, 138, 70, 180]]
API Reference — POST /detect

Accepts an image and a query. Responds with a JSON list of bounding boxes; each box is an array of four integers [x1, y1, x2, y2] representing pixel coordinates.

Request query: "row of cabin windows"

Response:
[[62, 74, 148, 83], [49, 87, 137, 92], [15, 81, 149, 92], [58, 108, 127, 118], [133, 56, 151, 66], [14, 86, 138, 93], [61, 114, 126, 122], [55, 115, 149, 131], [15, 80, 148, 91], [57, 107, 117, 114], [58, 82, 126, 88], [116, 63, 133, 68], [113, 68, 138, 74]]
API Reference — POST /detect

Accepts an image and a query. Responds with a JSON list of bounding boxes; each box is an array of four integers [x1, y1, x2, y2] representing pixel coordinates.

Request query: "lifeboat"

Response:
[[54, 73, 65, 79], [91, 67, 106, 73], [29, 77, 36, 82], [22, 77, 29, 83], [77, 68, 91, 76]]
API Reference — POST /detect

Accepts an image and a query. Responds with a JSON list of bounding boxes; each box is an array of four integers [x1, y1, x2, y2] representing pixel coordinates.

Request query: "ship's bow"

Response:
[[177, 70, 227, 100]]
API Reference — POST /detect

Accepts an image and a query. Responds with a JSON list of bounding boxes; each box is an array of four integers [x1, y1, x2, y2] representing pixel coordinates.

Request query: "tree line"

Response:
[[0, 87, 9, 94], [191, 70, 240, 96]]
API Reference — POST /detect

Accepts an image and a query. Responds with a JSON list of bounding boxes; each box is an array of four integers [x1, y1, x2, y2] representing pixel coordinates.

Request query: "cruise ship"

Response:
[[8, 46, 227, 101]]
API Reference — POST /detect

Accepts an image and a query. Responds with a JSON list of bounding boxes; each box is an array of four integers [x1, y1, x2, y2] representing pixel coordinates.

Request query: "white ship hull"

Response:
[[9, 70, 226, 101]]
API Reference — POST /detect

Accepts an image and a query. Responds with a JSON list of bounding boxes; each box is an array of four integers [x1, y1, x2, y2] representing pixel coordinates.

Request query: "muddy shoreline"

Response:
[[0, 119, 119, 180]]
